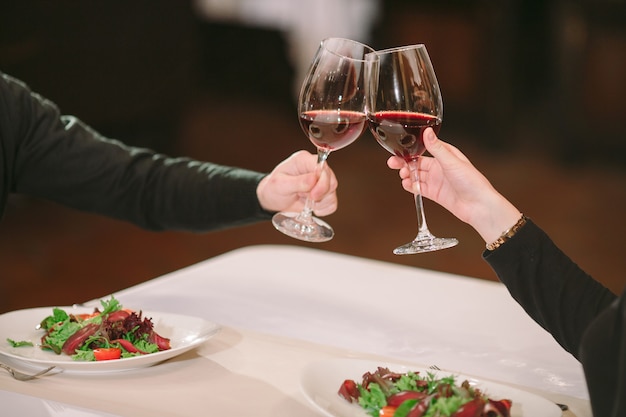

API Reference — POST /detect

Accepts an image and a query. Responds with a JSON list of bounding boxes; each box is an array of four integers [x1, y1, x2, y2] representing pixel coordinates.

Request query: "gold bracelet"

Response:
[[486, 214, 527, 251]]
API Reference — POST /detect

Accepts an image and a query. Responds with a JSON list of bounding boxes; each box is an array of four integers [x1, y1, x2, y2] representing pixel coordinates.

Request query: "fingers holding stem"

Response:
[[297, 148, 329, 223]]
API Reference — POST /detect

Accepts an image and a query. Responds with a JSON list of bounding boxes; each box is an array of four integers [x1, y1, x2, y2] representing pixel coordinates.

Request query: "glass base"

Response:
[[272, 212, 334, 243], [393, 236, 458, 255]]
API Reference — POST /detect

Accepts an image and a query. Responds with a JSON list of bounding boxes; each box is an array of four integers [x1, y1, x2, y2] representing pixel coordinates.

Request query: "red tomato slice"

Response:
[[380, 406, 397, 417], [338, 379, 360, 402], [93, 347, 122, 361], [74, 313, 100, 321]]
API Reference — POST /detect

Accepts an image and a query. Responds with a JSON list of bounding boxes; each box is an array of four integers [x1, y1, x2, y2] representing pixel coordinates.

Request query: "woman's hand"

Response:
[[387, 128, 521, 244], [257, 150, 338, 216]]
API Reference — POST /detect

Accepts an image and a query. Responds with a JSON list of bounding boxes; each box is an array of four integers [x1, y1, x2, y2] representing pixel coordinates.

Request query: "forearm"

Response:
[[483, 220, 617, 357], [7, 76, 271, 231], [17, 118, 271, 231]]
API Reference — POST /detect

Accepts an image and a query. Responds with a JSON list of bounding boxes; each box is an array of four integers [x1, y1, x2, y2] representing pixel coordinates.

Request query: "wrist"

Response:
[[485, 213, 527, 250], [256, 174, 272, 212], [472, 193, 522, 245]]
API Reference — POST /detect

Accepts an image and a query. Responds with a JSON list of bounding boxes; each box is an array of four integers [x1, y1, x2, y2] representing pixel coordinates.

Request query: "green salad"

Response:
[[7, 297, 171, 361]]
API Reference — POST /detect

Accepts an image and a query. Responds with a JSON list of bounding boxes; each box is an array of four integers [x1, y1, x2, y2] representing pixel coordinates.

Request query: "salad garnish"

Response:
[[30, 296, 171, 361], [6, 338, 33, 348], [338, 366, 512, 417]]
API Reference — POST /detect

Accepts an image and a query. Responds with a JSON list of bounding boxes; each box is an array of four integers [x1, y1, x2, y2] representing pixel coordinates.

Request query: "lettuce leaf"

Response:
[[6, 338, 33, 347], [39, 307, 69, 330]]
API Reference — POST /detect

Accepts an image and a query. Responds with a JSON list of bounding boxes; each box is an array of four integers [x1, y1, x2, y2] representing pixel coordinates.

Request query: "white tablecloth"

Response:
[[112, 245, 587, 397], [1, 245, 591, 416]]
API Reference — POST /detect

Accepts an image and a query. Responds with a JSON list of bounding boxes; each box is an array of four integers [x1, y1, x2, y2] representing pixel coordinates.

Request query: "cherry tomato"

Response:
[[338, 379, 360, 401], [75, 313, 100, 321], [93, 347, 122, 361], [380, 406, 397, 417]]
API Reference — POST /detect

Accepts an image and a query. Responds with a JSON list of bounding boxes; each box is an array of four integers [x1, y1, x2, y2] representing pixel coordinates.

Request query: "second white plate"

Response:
[[301, 358, 561, 417]]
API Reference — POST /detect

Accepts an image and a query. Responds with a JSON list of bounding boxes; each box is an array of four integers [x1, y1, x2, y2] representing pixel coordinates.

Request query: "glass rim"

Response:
[[365, 43, 426, 59], [320, 37, 375, 62]]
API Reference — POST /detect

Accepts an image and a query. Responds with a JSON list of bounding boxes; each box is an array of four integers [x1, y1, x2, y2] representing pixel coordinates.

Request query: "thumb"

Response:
[[423, 128, 467, 166], [423, 128, 448, 159]]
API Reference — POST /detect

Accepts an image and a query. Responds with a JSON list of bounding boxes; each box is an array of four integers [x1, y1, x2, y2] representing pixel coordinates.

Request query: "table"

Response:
[[0, 244, 592, 416]]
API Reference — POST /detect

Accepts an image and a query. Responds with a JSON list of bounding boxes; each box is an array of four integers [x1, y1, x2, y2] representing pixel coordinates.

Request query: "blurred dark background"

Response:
[[1, 0, 625, 313]]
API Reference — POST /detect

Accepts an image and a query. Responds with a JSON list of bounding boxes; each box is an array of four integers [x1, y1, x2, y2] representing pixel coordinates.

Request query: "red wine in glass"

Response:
[[300, 110, 367, 151], [366, 44, 458, 254], [368, 111, 441, 161], [272, 37, 374, 242]]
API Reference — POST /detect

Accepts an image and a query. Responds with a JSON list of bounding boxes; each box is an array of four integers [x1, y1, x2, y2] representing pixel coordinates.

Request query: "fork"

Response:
[[0, 363, 56, 381]]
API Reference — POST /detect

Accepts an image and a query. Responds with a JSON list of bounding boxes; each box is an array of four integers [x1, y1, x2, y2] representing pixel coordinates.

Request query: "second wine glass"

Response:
[[272, 37, 374, 242], [366, 44, 458, 254]]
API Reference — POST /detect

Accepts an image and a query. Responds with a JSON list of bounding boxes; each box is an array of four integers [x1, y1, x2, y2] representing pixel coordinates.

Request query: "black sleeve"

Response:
[[482, 219, 616, 358], [1, 72, 272, 231], [483, 219, 625, 417]]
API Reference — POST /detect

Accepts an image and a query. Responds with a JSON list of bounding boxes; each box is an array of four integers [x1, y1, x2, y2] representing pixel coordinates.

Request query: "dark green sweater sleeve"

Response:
[[1, 72, 272, 231]]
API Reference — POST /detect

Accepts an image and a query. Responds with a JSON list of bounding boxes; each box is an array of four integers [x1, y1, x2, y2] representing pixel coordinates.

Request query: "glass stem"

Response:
[[296, 149, 329, 224], [408, 159, 432, 239]]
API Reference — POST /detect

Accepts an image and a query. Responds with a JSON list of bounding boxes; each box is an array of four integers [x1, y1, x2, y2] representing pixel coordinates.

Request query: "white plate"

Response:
[[0, 306, 221, 373], [301, 358, 561, 417]]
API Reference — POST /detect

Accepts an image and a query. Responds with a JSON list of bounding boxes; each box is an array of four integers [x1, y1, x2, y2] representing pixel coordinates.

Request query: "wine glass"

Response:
[[365, 44, 458, 254], [272, 37, 374, 242]]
